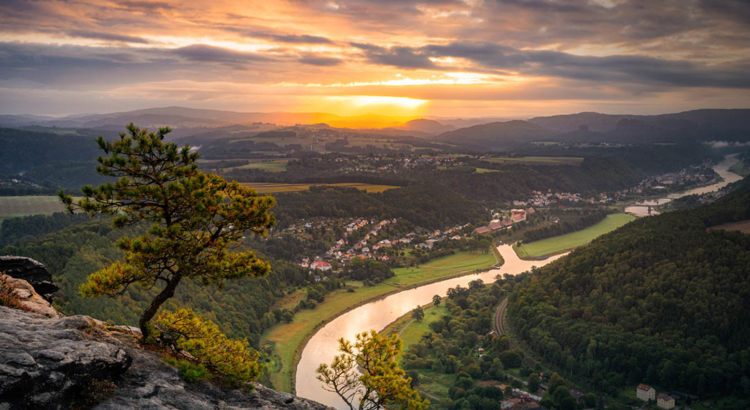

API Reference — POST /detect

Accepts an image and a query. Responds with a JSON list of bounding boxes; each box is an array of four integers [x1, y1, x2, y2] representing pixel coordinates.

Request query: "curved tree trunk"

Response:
[[139, 274, 182, 340]]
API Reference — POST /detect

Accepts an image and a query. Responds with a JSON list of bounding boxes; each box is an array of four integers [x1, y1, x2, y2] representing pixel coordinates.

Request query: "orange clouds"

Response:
[[0, 0, 749, 116]]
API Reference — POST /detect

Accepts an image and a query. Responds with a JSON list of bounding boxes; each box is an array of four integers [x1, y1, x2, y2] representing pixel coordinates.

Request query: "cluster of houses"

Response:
[[340, 155, 469, 174], [296, 216, 472, 273], [0, 177, 42, 189], [472, 208, 532, 235], [636, 384, 676, 409], [634, 161, 714, 190], [515, 191, 610, 207]]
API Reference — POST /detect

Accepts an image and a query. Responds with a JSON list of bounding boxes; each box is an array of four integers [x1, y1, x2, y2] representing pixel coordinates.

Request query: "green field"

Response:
[[237, 159, 288, 172], [484, 156, 583, 166], [514, 213, 636, 258], [381, 303, 448, 363], [262, 251, 497, 393], [730, 159, 750, 177], [241, 182, 398, 194], [0, 196, 72, 219]]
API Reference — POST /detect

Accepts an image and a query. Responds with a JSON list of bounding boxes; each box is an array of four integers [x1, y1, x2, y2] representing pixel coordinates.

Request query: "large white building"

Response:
[[636, 384, 655, 401]]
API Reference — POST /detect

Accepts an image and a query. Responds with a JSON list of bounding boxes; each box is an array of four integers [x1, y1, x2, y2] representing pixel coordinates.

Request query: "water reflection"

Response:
[[296, 245, 567, 408]]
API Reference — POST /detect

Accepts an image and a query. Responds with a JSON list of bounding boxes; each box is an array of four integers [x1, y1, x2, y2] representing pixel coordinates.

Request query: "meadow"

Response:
[[262, 250, 497, 393], [484, 156, 583, 166], [514, 213, 636, 258], [0, 196, 71, 219], [241, 182, 398, 194]]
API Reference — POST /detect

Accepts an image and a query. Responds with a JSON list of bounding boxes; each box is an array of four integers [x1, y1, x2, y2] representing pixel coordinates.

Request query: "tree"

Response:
[[432, 294, 441, 306], [412, 305, 425, 322], [527, 373, 541, 393], [316, 330, 429, 410], [59, 124, 275, 340], [156, 308, 262, 386]]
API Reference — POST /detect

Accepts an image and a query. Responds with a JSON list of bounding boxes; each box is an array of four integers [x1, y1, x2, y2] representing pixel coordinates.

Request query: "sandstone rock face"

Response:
[[0, 257, 59, 301], [0, 307, 132, 409], [0, 286, 332, 410], [1, 274, 62, 318]]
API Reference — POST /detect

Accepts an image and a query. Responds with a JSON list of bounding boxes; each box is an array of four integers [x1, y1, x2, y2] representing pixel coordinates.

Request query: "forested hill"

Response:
[[508, 178, 750, 401]]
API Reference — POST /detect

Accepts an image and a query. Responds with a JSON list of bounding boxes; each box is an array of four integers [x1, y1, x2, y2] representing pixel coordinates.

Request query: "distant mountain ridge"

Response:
[[437, 109, 750, 150], [2, 107, 749, 148]]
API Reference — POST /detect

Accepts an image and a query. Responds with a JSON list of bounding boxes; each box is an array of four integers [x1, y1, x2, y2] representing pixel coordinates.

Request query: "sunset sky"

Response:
[[1, 0, 749, 118]]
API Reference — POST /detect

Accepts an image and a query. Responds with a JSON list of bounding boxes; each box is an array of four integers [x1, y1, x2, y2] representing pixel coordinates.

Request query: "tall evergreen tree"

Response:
[[60, 124, 275, 339]]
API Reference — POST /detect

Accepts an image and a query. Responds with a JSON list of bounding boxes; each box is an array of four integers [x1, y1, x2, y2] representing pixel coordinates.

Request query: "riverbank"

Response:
[[513, 213, 635, 260], [262, 249, 501, 393]]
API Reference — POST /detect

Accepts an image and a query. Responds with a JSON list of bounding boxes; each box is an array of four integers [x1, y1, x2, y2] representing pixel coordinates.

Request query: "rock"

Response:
[[0, 307, 132, 409], [1, 275, 61, 318], [0, 306, 332, 410], [0, 257, 59, 301]]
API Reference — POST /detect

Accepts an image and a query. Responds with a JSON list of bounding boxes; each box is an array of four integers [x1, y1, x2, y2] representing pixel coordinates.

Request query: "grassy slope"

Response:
[[484, 156, 583, 166], [241, 182, 398, 194], [514, 213, 636, 258], [729, 159, 750, 177], [0, 196, 76, 219], [262, 251, 497, 393]]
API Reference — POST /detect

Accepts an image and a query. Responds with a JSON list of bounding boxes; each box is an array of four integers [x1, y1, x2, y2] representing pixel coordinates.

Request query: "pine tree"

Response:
[[59, 124, 275, 340]]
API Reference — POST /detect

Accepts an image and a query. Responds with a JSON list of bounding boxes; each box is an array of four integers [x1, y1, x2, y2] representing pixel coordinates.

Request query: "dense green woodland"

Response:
[[400, 279, 586, 410], [0, 219, 311, 348], [508, 178, 750, 403], [272, 184, 487, 230]]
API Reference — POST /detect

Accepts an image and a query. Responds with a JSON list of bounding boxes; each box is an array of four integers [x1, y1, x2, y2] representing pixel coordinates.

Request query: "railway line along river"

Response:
[[295, 244, 567, 408], [295, 154, 744, 408]]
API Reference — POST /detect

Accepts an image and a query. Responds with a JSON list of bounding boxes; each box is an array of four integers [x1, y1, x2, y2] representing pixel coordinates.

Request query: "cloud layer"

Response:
[[0, 0, 749, 116]]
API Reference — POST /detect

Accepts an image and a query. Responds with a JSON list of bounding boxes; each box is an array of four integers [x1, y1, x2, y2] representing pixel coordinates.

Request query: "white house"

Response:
[[636, 384, 655, 402], [657, 394, 675, 409]]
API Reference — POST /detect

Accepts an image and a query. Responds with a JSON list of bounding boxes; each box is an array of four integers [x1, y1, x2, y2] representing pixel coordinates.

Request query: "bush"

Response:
[[164, 357, 212, 382], [156, 308, 263, 387]]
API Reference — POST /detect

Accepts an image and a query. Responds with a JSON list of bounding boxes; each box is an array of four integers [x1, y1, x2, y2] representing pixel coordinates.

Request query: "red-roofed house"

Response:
[[637, 384, 655, 401], [311, 261, 332, 271]]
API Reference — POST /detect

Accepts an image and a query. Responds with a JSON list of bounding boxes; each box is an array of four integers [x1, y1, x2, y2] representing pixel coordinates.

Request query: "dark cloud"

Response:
[[171, 44, 273, 66], [298, 55, 342, 66], [220, 26, 334, 44], [350, 43, 435, 69], [348, 41, 750, 89], [117, 1, 175, 11], [67, 30, 151, 44]]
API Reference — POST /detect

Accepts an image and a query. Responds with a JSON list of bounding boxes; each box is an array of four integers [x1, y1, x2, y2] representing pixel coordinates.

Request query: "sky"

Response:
[[1, 0, 750, 118]]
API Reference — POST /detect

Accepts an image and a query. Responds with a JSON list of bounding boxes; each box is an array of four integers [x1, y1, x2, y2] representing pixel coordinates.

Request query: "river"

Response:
[[295, 154, 743, 407], [295, 244, 568, 408], [624, 153, 743, 216]]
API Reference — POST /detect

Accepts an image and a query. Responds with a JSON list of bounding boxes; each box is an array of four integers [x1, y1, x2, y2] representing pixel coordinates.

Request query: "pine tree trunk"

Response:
[[139, 274, 182, 340]]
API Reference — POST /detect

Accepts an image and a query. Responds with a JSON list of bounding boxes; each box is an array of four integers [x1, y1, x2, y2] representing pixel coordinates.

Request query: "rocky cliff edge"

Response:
[[0, 265, 332, 410]]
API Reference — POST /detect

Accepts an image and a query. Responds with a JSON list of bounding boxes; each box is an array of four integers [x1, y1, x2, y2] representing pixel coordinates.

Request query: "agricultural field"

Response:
[[708, 220, 750, 234], [241, 182, 398, 194], [261, 250, 497, 393], [0, 196, 71, 219], [514, 213, 636, 259], [237, 159, 288, 172], [729, 159, 750, 177], [484, 156, 583, 166]]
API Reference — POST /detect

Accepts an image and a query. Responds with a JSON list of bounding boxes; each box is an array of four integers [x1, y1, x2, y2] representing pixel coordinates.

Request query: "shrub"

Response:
[[156, 308, 263, 387], [164, 357, 212, 382]]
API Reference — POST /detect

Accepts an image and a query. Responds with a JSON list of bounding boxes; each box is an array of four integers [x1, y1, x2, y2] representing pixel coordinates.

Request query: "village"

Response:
[[285, 216, 474, 278]]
